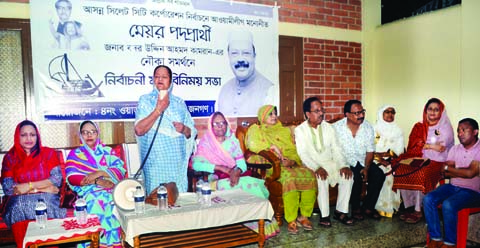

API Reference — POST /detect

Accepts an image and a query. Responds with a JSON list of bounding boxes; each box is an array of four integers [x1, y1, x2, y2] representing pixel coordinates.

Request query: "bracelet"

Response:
[[155, 108, 162, 115], [94, 177, 100, 185], [29, 182, 33, 190]]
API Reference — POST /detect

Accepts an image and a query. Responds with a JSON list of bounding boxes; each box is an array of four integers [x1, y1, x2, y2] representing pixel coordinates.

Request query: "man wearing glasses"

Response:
[[295, 97, 354, 227], [333, 100, 385, 220]]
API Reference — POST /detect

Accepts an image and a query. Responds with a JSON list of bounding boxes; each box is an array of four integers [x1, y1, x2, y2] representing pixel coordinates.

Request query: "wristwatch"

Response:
[[444, 165, 449, 171]]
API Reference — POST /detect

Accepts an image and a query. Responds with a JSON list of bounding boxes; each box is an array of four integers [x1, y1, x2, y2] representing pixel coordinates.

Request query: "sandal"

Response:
[[296, 216, 313, 231], [405, 211, 423, 224], [287, 221, 299, 235], [333, 211, 354, 226], [318, 217, 332, 228], [352, 209, 364, 221], [364, 209, 382, 220]]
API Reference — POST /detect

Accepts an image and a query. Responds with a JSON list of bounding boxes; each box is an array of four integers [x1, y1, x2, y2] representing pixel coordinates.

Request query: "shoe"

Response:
[[352, 209, 364, 221], [405, 211, 423, 224], [318, 216, 332, 228], [287, 221, 298, 235], [296, 216, 313, 231], [427, 239, 444, 248], [364, 209, 382, 220], [333, 211, 354, 226], [439, 244, 455, 248]]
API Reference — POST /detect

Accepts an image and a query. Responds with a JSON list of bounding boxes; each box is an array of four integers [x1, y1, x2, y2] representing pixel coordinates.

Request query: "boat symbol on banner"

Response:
[[48, 53, 104, 97]]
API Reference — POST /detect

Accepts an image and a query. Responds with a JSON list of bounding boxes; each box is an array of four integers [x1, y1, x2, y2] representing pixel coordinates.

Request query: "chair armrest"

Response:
[[257, 150, 281, 184]]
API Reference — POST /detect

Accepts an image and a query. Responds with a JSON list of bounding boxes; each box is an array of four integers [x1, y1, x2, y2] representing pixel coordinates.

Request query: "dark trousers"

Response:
[[350, 162, 386, 211]]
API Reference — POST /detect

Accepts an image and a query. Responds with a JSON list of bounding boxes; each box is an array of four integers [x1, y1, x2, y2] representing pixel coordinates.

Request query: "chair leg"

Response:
[[456, 208, 470, 248]]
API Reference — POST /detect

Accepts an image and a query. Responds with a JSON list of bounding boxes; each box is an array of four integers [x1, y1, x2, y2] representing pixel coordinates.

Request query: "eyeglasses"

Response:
[[350, 109, 366, 116], [81, 130, 98, 136], [426, 107, 440, 113], [384, 110, 396, 115], [212, 121, 227, 128], [310, 108, 325, 114]]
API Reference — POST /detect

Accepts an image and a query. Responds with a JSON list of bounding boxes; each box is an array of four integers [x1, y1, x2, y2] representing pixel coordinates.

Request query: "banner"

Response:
[[30, 0, 279, 121]]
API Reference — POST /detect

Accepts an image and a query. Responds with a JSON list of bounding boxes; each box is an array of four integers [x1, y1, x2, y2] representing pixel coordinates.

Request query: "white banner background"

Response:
[[30, 0, 279, 121]]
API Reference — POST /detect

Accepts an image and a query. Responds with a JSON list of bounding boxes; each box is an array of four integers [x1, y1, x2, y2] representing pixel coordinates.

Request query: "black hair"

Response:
[[18, 120, 40, 158], [153, 65, 173, 83], [459, 118, 479, 138], [80, 120, 96, 131], [343, 99, 362, 115], [425, 98, 442, 109], [303, 97, 322, 119]]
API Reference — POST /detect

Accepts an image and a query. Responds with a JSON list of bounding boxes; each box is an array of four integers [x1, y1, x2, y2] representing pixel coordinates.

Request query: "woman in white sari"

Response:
[[374, 105, 405, 217]]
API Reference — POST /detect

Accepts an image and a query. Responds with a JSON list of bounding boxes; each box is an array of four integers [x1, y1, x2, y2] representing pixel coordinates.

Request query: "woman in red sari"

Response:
[[1, 120, 66, 247], [392, 98, 454, 224]]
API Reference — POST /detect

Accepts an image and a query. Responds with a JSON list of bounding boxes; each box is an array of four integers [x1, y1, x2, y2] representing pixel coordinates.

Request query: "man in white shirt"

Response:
[[216, 30, 274, 116], [295, 97, 354, 227], [333, 99, 385, 220]]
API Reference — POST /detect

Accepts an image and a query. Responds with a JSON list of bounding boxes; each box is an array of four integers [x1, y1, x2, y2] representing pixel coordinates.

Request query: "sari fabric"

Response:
[[136, 82, 196, 194], [192, 113, 277, 238], [393, 99, 454, 194], [193, 115, 244, 173], [374, 105, 404, 216], [1, 121, 66, 247], [66, 122, 126, 248], [246, 105, 317, 198]]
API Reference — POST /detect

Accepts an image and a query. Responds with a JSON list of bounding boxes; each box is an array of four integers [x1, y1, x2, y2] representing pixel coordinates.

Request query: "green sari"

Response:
[[246, 105, 317, 222]]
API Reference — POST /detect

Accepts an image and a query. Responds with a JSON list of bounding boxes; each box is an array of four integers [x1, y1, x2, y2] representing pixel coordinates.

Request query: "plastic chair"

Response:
[[426, 206, 480, 247]]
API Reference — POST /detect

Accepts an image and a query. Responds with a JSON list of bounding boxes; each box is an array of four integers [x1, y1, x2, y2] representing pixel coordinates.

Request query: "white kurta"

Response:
[[295, 120, 353, 217]]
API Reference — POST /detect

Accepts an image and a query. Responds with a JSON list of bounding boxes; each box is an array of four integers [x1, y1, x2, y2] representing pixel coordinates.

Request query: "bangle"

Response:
[[155, 108, 161, 115], [29, 182, 33, 190]]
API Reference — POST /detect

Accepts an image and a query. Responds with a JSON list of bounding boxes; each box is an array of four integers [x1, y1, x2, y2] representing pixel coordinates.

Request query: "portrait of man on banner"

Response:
[[216, 29, 275, 116], [49, 0, 89, 50]]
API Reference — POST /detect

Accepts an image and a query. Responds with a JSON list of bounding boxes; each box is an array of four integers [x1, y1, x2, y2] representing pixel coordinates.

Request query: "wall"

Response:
[[364, 0, 480, 144], [0, 0, 363, 143]]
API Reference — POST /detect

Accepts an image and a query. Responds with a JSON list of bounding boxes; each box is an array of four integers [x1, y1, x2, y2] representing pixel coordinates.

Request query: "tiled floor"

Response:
[[2, 212, 479, 248], [238, 212, 428, 248]]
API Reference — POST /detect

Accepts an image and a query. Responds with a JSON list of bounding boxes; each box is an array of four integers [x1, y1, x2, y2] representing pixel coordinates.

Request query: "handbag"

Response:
[[145, 182, 179, 207], [400, 158, 431, 168]]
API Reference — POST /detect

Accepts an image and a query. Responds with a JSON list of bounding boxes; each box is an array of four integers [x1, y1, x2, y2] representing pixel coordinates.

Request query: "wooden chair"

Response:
[[235, 118, 348, 226], [235, 125, 281, 224]]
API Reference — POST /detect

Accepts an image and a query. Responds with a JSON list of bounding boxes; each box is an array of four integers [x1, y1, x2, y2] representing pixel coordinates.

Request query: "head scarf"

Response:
[[2, 120, 57, 183], [194, 112, 242, 169], [374, 105, 404, 156], [247, 105, 302, 165], [421, 98, 454, 161], [65, 121, 125, 194], [422, 98, 446, 138]]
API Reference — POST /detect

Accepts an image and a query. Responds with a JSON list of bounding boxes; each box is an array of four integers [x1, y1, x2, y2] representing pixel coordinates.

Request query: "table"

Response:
[[115, 189, 274, 248], [23, 216, 103, 248]]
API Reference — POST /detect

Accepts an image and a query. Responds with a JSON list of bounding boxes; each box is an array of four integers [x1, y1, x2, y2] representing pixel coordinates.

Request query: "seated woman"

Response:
[[373, 105, 404, 217], [1, 120, 66, 247], [66, 121, 126, 248], [192, 111, 279, 238], [392, 98, 454, 224], [246, 105, 317, 234]]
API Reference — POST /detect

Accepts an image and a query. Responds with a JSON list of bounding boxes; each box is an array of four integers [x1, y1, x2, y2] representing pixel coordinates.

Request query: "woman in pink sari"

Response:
[[192, 112, 279, 238]]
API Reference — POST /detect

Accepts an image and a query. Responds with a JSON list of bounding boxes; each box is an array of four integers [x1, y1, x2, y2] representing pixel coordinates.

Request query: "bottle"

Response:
[[75, 196, 88, 225], [157, 184, 168, 211], [201, 182, 211, 207], [195, 179, 204, 204], [35, 199, 47, 229], [134, 186, 145, 215]]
